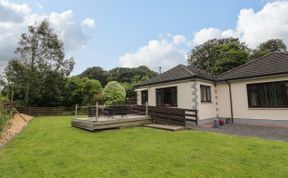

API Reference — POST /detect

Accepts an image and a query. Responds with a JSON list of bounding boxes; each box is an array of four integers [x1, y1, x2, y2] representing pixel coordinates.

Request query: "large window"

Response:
[[200, 85, 211, 102], [156, 87, 177, 106], [141, 90, 148, 105], [247, 81, 288, 108]]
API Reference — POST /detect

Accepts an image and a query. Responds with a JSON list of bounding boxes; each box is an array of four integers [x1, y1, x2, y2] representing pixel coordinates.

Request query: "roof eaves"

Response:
[[135, 76, 196, 88], [217, 71, 288, 82], [217, 52, 274, 78]]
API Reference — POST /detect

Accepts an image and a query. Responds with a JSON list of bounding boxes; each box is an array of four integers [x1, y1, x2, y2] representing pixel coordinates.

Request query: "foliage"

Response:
[[4, 20, 74, 107], [0, 98, 10, 134], [250, 39, 287, 60], [103, 81, 126, 105], [188, 38, 250, 75], [64, 77, 103, 106], [79, 66, 157, 84], [0, 95, 8, 102], [79, 65, 157, 98], [1, 116, 288, 177], [78, 66, 108, 86], [121, 75, 149, 98], [107, 65, 157, 83]]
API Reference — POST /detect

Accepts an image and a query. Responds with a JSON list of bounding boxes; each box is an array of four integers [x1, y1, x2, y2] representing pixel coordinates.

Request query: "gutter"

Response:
[[225, 81, 234, 123]]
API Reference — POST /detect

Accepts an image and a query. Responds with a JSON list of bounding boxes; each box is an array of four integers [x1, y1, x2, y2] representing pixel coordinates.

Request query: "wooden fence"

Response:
[[132, 105, 198, 126], [16, 107, 74, 116]]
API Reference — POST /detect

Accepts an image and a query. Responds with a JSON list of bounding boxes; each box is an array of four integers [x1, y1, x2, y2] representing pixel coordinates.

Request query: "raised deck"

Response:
[[71, 114, 151, 131]]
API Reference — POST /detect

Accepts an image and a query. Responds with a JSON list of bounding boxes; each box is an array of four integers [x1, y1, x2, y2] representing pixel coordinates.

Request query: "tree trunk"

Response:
[[25, 86, 30, 106]]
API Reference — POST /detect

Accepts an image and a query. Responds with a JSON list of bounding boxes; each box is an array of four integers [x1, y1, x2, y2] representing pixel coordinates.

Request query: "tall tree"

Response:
[[64, 77, 103, 106], [108, 66, 157, 83], [187, 38, 250, 75], [250, 39, 287, 60], [78, 66, 108, 86], [4, 20, 74, 106]]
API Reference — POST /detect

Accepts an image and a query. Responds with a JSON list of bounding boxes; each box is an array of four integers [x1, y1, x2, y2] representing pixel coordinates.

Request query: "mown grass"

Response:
[[0, 116, 288, 178]]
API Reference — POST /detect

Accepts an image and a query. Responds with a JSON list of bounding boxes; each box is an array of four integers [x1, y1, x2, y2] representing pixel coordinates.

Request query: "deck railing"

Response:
[[16, 104, 198, 126], [131, 105, 198, 126]]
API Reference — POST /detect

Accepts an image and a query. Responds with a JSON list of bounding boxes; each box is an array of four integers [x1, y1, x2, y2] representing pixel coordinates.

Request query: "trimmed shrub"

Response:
[[103, 81, 126, 105]]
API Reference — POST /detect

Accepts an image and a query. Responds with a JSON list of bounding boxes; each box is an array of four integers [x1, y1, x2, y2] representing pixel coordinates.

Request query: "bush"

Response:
[[103, 81, 126, 105], [0, 98, 11, 134], [0, 95, 8, 102], [65, 77, 103, 106]]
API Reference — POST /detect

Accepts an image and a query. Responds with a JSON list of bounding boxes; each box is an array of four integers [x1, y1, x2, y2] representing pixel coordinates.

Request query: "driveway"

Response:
[[197, 124, 288, 142]]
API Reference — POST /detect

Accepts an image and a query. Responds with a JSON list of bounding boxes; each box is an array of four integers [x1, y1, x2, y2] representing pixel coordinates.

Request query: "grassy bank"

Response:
[[0, 107, 10, 134]]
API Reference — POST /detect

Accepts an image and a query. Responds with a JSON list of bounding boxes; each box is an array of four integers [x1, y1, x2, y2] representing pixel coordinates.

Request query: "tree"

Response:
[[108, 66, 157, 83], [64, 77, 103, 106], [187, 38, 250, 75], [78, 66, 108, 86], [107, 66, 156, 100], [250, 39, 287, 60], [4, 20, 74, 106], [79, 65, 156, 100], [102, 81, 126, 105], [121, 75, 149, 98]]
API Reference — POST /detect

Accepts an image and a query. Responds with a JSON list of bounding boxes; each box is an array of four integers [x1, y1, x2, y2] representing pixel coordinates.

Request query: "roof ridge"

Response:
[[153, 64, 182, 77], [180, 64, 196, 76], [217, 52, 274, 78]]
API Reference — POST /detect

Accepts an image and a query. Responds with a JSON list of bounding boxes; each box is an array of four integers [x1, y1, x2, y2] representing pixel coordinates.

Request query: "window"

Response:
[[200, 85, 211, 102], [141, 90, 148, 105], [247, 81, 288, 108], [156, 87, 177, 106]]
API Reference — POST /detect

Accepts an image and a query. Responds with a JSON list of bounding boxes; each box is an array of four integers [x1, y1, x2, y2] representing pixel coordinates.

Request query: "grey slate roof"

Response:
[[217, 52, 288, 81], [137, 64, 216, 87], [137, 52, 288, 87]]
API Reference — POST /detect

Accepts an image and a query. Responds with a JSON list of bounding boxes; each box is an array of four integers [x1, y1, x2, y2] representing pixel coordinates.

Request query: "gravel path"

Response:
[[197, 124, 288, 142]]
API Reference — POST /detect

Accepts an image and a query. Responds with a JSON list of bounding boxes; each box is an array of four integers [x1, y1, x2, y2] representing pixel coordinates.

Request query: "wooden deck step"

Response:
[[144, 124, 185, 131], [71, 115, 151, 131]]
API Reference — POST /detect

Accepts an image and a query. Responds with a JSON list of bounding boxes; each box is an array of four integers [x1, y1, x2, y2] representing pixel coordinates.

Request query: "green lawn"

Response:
[[0, 116, 288, 178]]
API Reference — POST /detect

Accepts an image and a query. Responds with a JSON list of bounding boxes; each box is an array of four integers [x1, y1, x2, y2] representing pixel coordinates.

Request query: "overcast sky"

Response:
[[0, 0, 288, 75]]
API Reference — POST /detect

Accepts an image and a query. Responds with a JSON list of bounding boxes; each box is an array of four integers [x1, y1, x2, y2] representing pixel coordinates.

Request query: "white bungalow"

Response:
[[136, 52, 288, 126]]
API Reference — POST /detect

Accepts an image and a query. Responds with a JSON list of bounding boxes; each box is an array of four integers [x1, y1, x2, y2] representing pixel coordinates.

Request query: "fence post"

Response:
[[75, 104, 78, 118]]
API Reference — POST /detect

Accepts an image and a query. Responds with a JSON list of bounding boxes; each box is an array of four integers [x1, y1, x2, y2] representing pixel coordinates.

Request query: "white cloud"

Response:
[[193, 28, 223, 46], [192, 1, 288, 48], [237, 1, 288, 48], [0, 0, 96, 74], [119, 35, 187, 72], [48, 10, 89, 50], [172, 34, 186, 45], [0, 0, 30, 22], [82, 18, 96, 28]]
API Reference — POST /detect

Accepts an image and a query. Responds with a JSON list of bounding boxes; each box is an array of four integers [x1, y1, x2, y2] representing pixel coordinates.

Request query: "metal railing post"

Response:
[[75, 104, 78, 118]]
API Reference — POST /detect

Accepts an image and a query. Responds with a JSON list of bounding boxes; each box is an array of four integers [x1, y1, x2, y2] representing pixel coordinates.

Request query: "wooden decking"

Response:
[[145, 124, 185, 131], [71, 115, 151, 131]]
